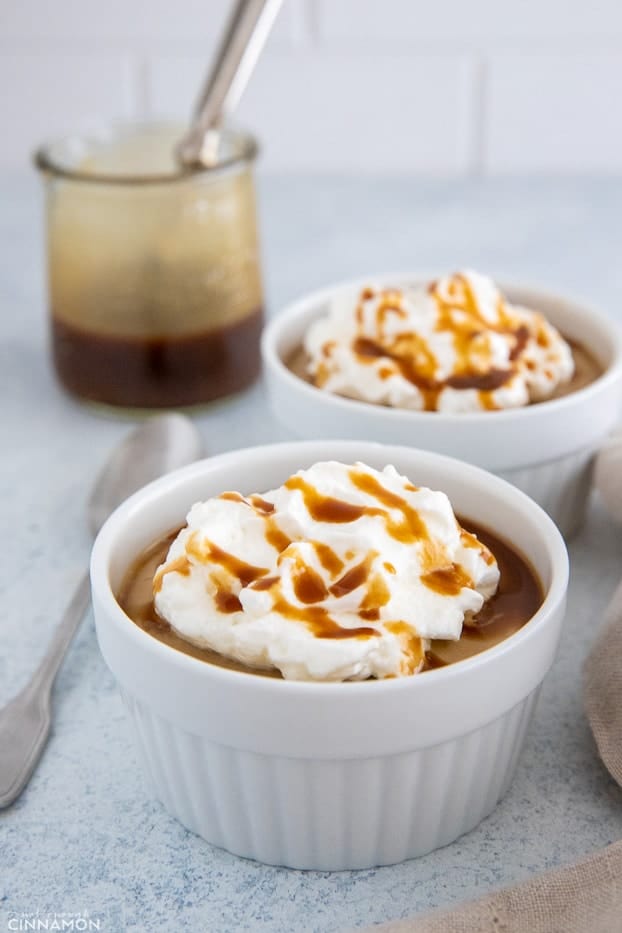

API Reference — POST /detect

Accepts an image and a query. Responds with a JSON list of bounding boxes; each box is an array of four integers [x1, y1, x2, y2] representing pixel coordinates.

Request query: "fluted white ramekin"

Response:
[[91, 441, 568, 870], [262, 279, 622, 537]]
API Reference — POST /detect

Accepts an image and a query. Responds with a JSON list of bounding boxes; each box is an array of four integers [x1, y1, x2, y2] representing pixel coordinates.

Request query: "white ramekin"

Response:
[[262, 279, 622, 537], [90, 440, 568, 871]]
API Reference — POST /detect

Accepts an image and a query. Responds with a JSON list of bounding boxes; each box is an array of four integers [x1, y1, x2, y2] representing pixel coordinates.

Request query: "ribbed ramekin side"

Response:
[[120, 688, 540, 870], [499, 446, 595, 537]]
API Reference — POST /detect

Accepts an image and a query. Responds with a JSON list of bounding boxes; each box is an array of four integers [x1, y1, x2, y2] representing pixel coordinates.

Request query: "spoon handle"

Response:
[[177, 0, 283, 166], [0, 573, 90, 808], [32, 573, 92, 694]]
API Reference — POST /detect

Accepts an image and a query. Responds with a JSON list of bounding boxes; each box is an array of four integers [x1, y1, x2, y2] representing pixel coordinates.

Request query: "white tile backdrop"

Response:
[[2, 0, 622, 174]]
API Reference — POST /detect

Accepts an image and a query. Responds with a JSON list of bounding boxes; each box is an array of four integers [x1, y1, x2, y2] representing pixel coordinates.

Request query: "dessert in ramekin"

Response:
[[262, 274, 622, 537], [91, 441, 568, 870]]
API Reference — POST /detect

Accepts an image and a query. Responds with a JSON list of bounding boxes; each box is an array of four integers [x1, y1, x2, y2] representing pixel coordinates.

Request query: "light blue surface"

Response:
[[1, 175, 622, 933]]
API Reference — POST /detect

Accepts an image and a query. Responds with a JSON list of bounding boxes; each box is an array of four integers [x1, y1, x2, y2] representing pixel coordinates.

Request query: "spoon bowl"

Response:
[[88, 414, 203, 536]]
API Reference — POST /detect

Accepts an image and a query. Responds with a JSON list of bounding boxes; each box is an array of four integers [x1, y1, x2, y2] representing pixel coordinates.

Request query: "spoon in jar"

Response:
[[0, 413, 203, 808], [176, 0, 283, 168]]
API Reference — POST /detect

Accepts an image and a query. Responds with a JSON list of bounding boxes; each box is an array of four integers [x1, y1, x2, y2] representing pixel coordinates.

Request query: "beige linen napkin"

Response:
[[369, 469, 622, 932], [370, 839, 622, 933]]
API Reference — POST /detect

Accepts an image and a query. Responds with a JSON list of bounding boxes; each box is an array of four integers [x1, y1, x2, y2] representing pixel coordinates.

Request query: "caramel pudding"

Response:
[[297, 272, 602, 413], [118, 461, 543, 681], [289, 339, 601, 408], [119, 519, 541, 676]]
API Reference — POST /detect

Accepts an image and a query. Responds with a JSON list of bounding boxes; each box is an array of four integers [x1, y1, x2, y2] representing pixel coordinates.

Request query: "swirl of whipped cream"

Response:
[[153, 461, 500, 681], [304, 271, 575, 413]]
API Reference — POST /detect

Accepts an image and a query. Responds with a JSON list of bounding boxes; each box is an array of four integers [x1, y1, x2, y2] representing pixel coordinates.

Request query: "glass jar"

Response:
[[35, 122, 264, 409]]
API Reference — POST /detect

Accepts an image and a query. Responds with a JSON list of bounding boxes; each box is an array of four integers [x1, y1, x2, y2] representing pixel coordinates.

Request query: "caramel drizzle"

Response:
[[461, 527, 495, 565], [265, 523, 291, 552], [270, 598, 379, 640], [249, 574, 279, 592], [249, 495, 275, 514], [153, 555, 191, 594], [284, 475, 369, 523], [125, 516, 543, 678], [353, 334, 441, 411], [421, 562, 473, 596], [348, 469, 430, 544], [329, 555, 374, 598], [157, 469, 488, 648], [344, 277, 534, 410], [358, 572, 391, 621], [509, 325, 530, 361], [187, 533, 268, 586], [220, 490, 291, 553], [385, 622, 425, 675], [214, 591, 243, 614], [220, 491, 246, 503], [285, 471, 431, 547], [249, 538, 394, 637], [200, 484, 385, 637], [293, 563, 329, 604], [360, 573, 391, 610], [247, 543, 380, 638], [376, 291, 409, 333], [220, 490, 276, 516], [312, 541, 344, 575]]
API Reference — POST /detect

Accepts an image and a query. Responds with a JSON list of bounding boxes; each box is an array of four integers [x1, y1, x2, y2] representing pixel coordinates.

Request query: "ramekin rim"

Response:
[[261, 274, 622, 426], [90, 440, 569, 696]]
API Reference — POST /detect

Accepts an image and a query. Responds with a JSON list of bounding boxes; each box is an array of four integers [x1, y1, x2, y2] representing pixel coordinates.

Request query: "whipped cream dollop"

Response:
[[304, 271, 575, 413], [153, 461, 500, 681]]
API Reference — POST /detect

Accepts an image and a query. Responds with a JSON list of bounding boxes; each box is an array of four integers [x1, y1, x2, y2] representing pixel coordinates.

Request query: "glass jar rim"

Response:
[[33, 120, 259, 185]]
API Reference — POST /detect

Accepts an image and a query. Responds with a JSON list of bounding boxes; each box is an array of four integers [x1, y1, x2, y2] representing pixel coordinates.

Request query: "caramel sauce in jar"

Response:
[[52, 311, 263, 409]]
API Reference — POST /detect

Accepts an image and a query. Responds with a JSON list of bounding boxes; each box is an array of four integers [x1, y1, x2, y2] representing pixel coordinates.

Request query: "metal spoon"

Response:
[[176, 0, 283, 168], [0, 414, 203, 808]]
